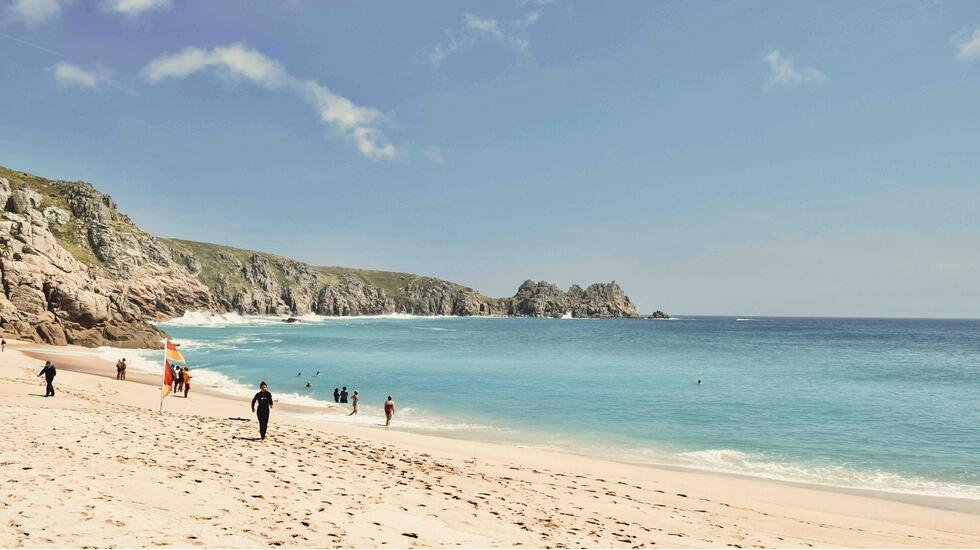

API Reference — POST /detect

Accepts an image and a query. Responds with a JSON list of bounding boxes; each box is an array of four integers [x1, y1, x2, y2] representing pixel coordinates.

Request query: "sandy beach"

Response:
[[1, 339, 978, 548]]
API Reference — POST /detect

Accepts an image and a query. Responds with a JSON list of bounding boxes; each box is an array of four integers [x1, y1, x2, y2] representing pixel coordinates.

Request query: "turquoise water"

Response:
[[137, 314, 980, 499]]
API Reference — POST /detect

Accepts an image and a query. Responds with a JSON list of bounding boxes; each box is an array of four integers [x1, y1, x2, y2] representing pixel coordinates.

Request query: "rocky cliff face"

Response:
[[0, 170, 218, 348], [0, 165, 641, 348]]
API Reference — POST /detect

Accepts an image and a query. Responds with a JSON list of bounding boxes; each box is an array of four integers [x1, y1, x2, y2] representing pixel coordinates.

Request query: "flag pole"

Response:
[[160, 339, 167, 413]]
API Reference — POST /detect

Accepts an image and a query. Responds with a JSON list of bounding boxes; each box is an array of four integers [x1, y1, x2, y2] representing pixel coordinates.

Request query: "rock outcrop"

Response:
[[647, 310, 670, 319], [0, 165, 644, 347], [0, 170, 218, 348], [503, 280, 639, 318]]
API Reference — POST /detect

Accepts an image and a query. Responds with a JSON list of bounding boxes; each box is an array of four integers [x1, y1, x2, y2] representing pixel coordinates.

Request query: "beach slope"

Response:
[[1, 341, 978, 548]]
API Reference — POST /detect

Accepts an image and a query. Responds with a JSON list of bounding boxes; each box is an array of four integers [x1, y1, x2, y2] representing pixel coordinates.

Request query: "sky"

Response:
[[1, 0, 979, 318]]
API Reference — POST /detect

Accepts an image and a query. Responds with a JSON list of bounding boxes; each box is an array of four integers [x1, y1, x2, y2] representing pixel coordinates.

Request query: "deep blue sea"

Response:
[[121, 314, 979, 499]]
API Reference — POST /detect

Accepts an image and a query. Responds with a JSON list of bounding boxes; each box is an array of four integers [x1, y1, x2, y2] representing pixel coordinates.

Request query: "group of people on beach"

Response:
[[332, 386, 362, 416], [30, 355, 395, 441], [296, 373, 369, 419], [248, 381, 396, 440], [168, 363, 192, 397]]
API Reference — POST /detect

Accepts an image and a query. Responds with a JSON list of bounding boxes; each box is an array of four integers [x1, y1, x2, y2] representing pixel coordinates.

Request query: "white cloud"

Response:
[[764, 49, 829, 91], [464, 13, 504, 39], [301, 80, 396, 160], [955, 27, 980, 60], [142, 42, 397, 160], [101, 0, 171, 17], [5, 0, 71, 26], [427, 4, 551, 69], [142, 42, 289, 88], [51, 62, 112, 89]]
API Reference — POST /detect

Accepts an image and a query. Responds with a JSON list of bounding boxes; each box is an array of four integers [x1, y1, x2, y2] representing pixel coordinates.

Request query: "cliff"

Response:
[[0, 165, 640, 348]]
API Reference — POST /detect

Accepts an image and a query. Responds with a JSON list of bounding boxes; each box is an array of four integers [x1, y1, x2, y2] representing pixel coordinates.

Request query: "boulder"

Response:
[[43, 206, 70, 225], [35, 322, 68, 345], [5, 189, 42, 214], [67, 328, 103, 347]]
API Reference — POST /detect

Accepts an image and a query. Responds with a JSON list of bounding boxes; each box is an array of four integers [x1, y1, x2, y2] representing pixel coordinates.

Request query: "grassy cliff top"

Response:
[[164, 238, 489, 303]]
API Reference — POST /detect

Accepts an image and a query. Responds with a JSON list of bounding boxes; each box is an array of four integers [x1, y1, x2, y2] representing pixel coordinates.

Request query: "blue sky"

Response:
[[2, 0, 979, 317]]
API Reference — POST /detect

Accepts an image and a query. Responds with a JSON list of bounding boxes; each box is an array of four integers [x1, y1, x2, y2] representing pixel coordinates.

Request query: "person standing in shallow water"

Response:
[[348, 391, 359, 416], [37, 361, 57, 397], [384, 395, 395, 427], [333, 388, 340, 403], [251, 382, 274, 440], [340, 386, 349, 403]]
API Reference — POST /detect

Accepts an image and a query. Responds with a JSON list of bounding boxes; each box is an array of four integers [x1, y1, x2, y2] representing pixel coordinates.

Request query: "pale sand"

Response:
[[1, 340, 978, 548]]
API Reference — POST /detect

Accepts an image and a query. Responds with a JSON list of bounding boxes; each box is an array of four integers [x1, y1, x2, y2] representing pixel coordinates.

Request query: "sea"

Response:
[[107, 313, 979, 500]]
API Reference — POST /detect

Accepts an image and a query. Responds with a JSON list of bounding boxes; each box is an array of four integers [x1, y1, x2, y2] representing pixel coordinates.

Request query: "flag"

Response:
[[166, 339, 185, 363], [162, 360, 173, 399]]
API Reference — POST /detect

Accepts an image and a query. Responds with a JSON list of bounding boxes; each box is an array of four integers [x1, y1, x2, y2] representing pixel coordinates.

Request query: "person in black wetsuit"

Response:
[[333, 388, 340, 403], [340, 386, 349, 403], [37, 361, 57, 397], [251, 381, 273, 440]]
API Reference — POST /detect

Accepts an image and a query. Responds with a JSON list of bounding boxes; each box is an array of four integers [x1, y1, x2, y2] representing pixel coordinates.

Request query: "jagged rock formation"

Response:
[[647, 310, 670, 319], [0, 165, 641, 348], [503, 280, 639, 318]]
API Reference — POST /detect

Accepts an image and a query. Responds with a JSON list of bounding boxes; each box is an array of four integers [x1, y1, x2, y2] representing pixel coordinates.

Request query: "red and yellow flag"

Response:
[[161, 339, 184, 402], [162, 360, 174, 398], [166, 339, 185, 363]]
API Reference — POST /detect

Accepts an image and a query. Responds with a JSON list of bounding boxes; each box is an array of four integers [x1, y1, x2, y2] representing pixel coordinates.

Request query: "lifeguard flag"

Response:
[[162, 360, 174, 399], [166, 339, 185, 363]]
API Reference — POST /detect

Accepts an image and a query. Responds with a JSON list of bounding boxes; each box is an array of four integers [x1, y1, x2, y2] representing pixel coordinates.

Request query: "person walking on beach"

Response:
[[251, 382, 274, 440], [1, 337, 6, 352], [37, 361, 57, 397], [348, 391, 359, 416], [182, 367, 192, 398], [333, 388, 340, 403], [340, 386, 349, 403], [384, 395, 395, 427], [116, 358, 127, 380], [173, 365, 182, 393]]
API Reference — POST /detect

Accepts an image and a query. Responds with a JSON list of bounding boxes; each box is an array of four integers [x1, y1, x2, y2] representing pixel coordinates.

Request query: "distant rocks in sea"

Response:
[[647, 310, 670, 320], [283, 317, 302, 324]]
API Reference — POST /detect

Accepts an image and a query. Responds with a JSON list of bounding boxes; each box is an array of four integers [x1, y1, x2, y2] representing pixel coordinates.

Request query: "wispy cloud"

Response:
[[954, 26, 980, 61], [100, 0, 172, 18], [51, 62, 113, 89], [764, 49, 829, 92], [5, 0, 71, 27], [427, 3, 553, 69], [424, 145, 445, 165], [142, 42, 397, 160]]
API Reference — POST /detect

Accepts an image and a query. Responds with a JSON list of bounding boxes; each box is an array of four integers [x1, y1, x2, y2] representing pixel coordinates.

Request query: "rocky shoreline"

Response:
[[0, 165, 649, 348]]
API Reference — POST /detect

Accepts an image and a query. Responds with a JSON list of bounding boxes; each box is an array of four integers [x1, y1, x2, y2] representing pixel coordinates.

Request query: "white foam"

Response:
[[642, 448, 980, 500], [158, 310, 491, 328], [735, 318, 756, 321], [158, 311, 285, 328]]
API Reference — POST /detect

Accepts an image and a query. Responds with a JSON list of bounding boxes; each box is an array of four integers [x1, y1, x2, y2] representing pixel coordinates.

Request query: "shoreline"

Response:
[[20, 341, 980, 515], [5, 339, 979, 547]]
